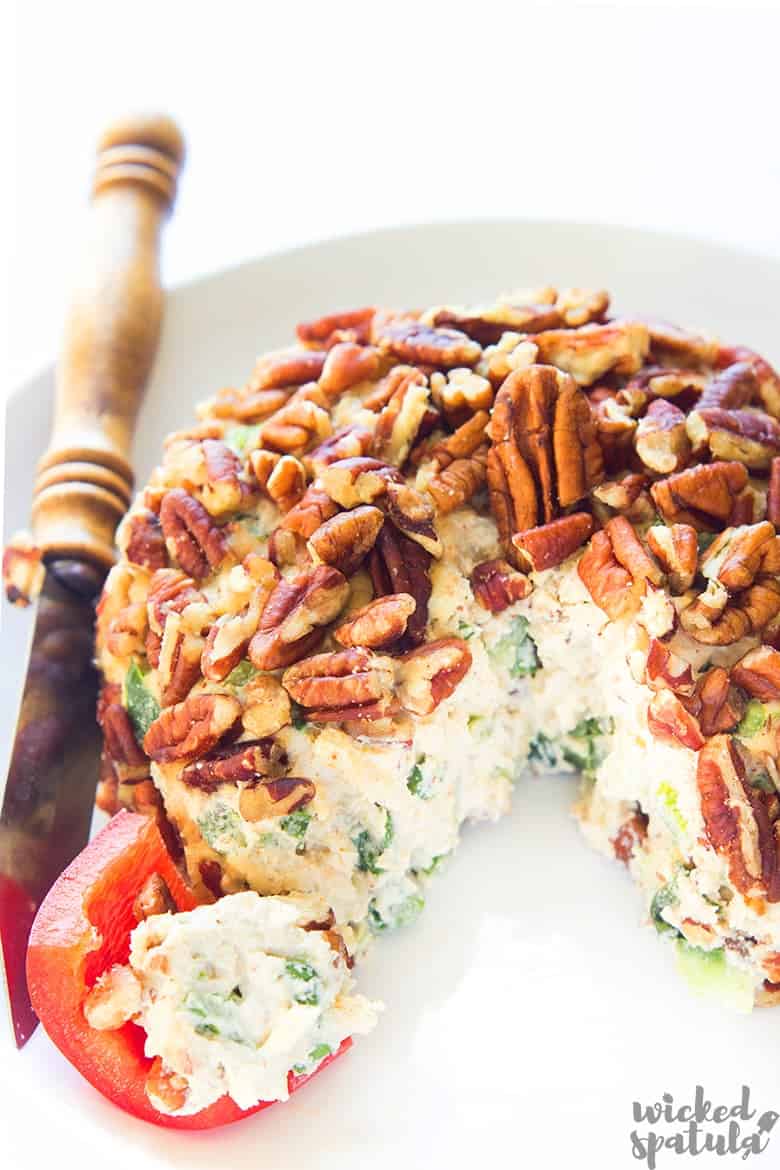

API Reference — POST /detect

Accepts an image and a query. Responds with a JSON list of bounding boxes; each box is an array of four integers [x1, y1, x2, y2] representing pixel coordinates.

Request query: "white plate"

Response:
[[4, 221, 780, 1170]]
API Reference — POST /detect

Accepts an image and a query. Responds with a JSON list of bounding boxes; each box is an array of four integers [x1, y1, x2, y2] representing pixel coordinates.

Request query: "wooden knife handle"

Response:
[[31, 114, 185, 581]]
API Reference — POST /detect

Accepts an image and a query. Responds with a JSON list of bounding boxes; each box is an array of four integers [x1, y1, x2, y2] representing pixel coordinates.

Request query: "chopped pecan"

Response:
[[396, 637, 472, 716], [318, 342, 382, 400], [145, 1060, 189, 1112], [102, 703, 150, 781], [625, 365, 706, 402], [700, 521, 778, 592], [143, 693, 241, 762], [373, 376, 430, 466], [698, 362, 757, 410], [123, 510, 167, 570], [637, 583, 676, 638], [132, 874, 175, 922], [241, 674, 292, 738], [647, 689, 705, 751], [247, 348, 327, 392], [384, 481, 442, 556], [239, 777, 316, 823], [650, 461, 748, 530], [730, 490, 756, 526], [303, 425, 374, 479], [718, 345, 780, 418], [646, 524, 698, 594], [368, 523, 432, 647], [429, 368, 493, 422], [373, 316, 481, 368], [2, 533, 44, 607], [160, 488, 228, 579], [591, 395, 637, 472], [199, 440, 247, 515], [248, 564, 349, 670], [611, 808, 649, 865], [157, 612, 204, 706], [308, 505, 384, 576], [363, 365, 426, 413], [208, 385, 290, 423], [201, 583, 272, 681], [282, 647, 397, 721], [106, 601, 148, 658], [577, 530, 636, 620], [555, 287, 610, 327], [427, 445, 488, 515], [645, 638, 695, 695], [296, 307, 375, 348], [697, 735, 778, 899], [428, 300, 561, 346], [268, 486, 340, 566], [732, 645, 780, 700], [147, 568, 206, 635], [641, 318, 719, 369], [685, 667, 744, 736], [533, 320, 650, 386], [181, 738, 287, 789], [259, 394, 332, 455], [635, 398, 691, 474], [592, 473, 648, 513], [686, 407, 780, 470], [605, 516, 664, 585], [486, 365, 604, 553], [319, 456, 402, 508], [334, 593, 417, 649], [470, 558, 532, 613], [419, 411, 489, 469], [264, 454, 306, 513], [512, 512, 594, 572]]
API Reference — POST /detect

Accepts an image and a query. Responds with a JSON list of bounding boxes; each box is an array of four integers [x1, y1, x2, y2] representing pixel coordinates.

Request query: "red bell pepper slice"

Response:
[[26, 809, 350, 1129]]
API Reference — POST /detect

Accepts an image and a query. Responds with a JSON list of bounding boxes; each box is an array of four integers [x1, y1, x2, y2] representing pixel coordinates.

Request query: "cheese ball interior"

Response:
[[96, 287, 780, 1011]]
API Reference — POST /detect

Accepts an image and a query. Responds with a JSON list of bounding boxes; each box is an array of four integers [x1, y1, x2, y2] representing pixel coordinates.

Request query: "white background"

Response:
[[5, 0, 780, 390]]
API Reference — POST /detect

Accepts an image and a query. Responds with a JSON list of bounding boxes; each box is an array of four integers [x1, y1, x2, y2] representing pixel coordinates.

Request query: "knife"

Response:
[[0, 114, 185, 1047]]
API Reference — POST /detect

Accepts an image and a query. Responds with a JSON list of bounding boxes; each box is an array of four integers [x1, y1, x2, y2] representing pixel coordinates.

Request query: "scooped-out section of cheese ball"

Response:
[[84, 891, 379, 1115], [95, 287, 780, 1007]]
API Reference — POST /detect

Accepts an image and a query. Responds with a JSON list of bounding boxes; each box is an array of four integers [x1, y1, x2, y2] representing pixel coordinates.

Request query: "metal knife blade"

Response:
[[0, 570, 101, 1046]]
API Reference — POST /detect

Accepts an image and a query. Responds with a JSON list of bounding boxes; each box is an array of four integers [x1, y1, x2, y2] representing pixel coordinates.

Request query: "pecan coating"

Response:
[[248, 564, 349, 670], [334, 593, 417, 649], [308, 505, 384, 576], [181, 738, 287, 789], [200, 439, 247, 515], [160, 488, 228, 579], [123, 509, 167, 570], [265, 455, 306, 513], [368, 523, 432, 648], [486, 365, 603, 554], [373, 316, 481, 369], [397, 637, 472, 717], [650, 461, 748, 529], [143, 693, 241, 762], [512, 512, 594, 572], [210, 385, 290, 423], [319, 456, 403, 509], [470, 559, 532, 613]]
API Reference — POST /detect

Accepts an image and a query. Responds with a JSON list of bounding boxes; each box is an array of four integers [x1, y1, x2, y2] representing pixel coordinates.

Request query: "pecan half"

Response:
[[680, 576, 780, 645], [698, 362, 757, 410], [373, 316, 481, 368], [259, 394, 332, 455], [686, 407, 780, 470], [303, 425, 375, 478], [265, 455, 306, 513], [511, 512, 594, 572], [282, 647, 397, 721], [685, 667, 744, 736], [470, 559, 532, 613], [368, 523, 432, 647], [238, 777, 316, 823], [248, 564, 349, 670], [605, 516, 664, 585], [297, 307, 375, 348], [123, 509, 167, 570], [160, 489, 228, 579], [318, 342, 382, 399], [533, 320, 649, 386], [718, 345, 780, 418], [732, 645, 780, 700], [241, 674, 292, 738], [634, 398, 691, 474], [158, 612, 204, 707], [555, 287, 610, 327], [268, 486, 340, 566], [102, 704, 150, 781], [181, 738, 287, 788], [418, 411, 489, 469], [208, 385, 290, 423], [700, 521, 778, 592], [333, 593, 417, 649], [646, 524, 698, 594], [428, 300, 561, 345], [645, 638, 695, 695], [248, 349, 328, 392], [642, 318, 719, 369], [201, 582, 272, 681], [646, 689, 705, 751], [319, 456, 402, 509], [106, 601, 148, 658], [396, 637, 472, 716], [373, 376, 430, 467], [650, 461, 748, 529], [427, 446, 488, 515], [486, 365, 604, 553], [199, 439, 247, 515], [591, 473, 647, 512], [577, 530, 635, 620], [147, 568, 206, 635], [364, 365, 427, 413], [384, 481, 442, 556], [697, 736, 777, 899], [143, 693, 241, 762], [308, 505, 384, 576]]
